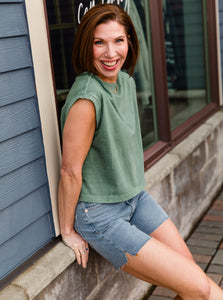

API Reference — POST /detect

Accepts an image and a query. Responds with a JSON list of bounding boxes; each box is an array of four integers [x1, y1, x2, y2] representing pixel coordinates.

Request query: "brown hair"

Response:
[[72, 4, 139, 76]]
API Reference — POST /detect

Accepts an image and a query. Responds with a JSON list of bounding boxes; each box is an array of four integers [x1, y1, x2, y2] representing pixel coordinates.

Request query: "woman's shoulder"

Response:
[[70, 72, 101, 96], [61, 73, 103, 132], [119, 71, 135, 85], [118, 71, 136, 93]]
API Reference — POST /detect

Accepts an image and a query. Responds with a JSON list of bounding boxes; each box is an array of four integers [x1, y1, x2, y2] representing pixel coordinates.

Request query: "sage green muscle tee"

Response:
[[61, 71, 145, 203]]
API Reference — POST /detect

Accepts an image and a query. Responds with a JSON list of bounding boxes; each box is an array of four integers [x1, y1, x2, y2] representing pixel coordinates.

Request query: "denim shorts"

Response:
[[74, 190, 169, 269]]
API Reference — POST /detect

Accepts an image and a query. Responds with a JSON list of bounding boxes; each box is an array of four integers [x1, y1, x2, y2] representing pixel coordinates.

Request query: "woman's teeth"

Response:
[[102, 60, 117, 67]]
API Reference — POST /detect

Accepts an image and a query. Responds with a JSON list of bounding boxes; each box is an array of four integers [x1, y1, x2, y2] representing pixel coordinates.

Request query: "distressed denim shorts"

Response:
[[74, 190, 169, 269]]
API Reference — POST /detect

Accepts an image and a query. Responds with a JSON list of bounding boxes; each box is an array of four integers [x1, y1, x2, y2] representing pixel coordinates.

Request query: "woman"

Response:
[[58, 4, 223, 299]]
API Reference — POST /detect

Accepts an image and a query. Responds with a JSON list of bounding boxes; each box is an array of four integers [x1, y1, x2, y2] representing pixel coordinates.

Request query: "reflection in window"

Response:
[[46, 0, 157, 149], [130, 0, 158, 149], [46, 0, 78, 116], [163, 0, 209, 130]]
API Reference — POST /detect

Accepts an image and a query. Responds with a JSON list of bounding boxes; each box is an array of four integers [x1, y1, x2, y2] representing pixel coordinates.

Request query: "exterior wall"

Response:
[[0, 0, 55, 281], [146, 111, 223, 238], [219, 0, 223, 91], [1, 109, 223, 300], [1, 0, 223, 297], [24, 0, 61, 235]]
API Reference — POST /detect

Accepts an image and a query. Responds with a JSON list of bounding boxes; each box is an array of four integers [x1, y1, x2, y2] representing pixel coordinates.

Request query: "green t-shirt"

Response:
[[61, 71, 145, 203]]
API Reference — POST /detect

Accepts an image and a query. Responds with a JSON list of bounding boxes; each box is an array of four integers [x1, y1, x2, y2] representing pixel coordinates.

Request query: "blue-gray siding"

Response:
[[0, 0, 55, 280], [219, 0, 223, 91]]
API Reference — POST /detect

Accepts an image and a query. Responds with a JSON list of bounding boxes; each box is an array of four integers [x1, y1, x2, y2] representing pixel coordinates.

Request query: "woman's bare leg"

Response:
[[122, 238, 210, 299], [150, 219, 192, 259], [150, 219, 223, 299], [121, 219, 223, 299]]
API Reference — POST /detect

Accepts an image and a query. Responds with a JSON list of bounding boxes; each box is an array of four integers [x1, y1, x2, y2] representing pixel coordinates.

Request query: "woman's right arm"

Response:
[[58, 99, 96, 268]]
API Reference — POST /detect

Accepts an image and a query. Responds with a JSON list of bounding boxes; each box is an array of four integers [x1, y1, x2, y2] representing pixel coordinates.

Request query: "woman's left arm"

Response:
[[58, 99, 96, 268]]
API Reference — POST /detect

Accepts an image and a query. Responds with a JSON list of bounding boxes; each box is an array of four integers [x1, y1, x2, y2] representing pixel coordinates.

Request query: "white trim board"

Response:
[[25, 0, 61, 236]]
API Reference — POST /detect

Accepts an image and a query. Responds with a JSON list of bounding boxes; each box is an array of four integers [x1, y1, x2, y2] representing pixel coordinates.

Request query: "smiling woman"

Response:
[[92, 21, 129, 83], [72, 3, 139, 78], [58, 4, 223, 300]]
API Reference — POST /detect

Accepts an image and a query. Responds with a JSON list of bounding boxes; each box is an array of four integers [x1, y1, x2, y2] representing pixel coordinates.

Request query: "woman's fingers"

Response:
[[75, 246, 89, 268], [80, 246, 89, 268], [62, 231, 89, 268], [74, 244, 89, 267]]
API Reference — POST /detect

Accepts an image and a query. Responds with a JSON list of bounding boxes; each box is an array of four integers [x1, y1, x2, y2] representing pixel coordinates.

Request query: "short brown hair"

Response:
[[72, 4, 139, 76]]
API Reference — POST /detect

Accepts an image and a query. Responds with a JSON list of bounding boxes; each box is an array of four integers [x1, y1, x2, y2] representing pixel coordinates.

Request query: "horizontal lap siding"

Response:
[[0, 215, 53, 278], [0, 159, 48, 210], [0, 1, 55, 280], [0, 129, 44, 177], [0, 69, 36, 106], [0, 3, 27, 37], [219, 1, 223, 91], [0, 98, 40, 142], [0, 36, 32, 73], [0, 185, 51, 245]]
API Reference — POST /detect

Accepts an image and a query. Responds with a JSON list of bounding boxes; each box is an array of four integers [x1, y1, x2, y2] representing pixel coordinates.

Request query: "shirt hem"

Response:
[[79, 183, 146, 204]]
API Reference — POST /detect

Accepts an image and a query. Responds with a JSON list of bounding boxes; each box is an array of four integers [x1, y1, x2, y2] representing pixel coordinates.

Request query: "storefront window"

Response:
[[129, 1, 158, 149], [162, 0, 209, 130], [45, 0, 76, 113]]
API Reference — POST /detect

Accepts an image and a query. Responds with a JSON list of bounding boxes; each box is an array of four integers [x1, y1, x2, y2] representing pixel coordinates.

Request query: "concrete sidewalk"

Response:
[[146, 189, 223, 299]]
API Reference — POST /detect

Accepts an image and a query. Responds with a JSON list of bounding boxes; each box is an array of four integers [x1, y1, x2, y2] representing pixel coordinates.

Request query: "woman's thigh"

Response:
[[122, 238, 209, 299], [150, 218, 193, 260], [130, 191, 192, 260]]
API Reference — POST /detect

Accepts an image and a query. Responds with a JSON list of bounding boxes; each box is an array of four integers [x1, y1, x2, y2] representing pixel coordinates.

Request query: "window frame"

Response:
[[144, 0, 220, 169]]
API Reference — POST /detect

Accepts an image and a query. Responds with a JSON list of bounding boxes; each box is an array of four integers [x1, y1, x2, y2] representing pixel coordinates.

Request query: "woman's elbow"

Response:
[[60, 165, 82, 184]]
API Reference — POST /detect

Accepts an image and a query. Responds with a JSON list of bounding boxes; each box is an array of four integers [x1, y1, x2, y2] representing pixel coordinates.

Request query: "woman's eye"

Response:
[[94, 40, 103, 45], [116, 38, 124, 43]]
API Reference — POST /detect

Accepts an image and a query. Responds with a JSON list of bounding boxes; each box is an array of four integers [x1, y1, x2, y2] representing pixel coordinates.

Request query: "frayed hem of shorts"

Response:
[[114, 236, 152, 270]]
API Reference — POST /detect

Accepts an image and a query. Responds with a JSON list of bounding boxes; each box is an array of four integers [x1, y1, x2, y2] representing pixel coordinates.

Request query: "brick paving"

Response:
[[145, 190, 223, 299]]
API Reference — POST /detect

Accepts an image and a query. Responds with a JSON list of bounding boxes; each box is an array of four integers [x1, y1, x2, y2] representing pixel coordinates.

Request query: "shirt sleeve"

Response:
[[60, 91, 102, 136]]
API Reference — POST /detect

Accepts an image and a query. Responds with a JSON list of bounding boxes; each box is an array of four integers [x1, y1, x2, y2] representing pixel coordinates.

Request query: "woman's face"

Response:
[[93, 20, 129, 83]]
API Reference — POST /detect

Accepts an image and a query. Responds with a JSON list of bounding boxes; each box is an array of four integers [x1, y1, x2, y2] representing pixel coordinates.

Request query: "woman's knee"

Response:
[[180, 275, 210, 300], [197, 276, 211, 300]]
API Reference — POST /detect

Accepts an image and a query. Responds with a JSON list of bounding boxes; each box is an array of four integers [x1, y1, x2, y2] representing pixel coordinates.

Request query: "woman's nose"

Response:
[[105, 44, 116, 57]]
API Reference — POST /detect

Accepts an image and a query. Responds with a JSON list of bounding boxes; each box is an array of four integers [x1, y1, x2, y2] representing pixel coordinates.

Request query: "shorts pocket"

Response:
[[84, 202, 104, 211]]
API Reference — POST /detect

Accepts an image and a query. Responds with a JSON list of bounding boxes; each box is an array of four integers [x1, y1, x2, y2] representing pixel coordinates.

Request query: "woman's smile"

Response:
[[93, 20, 129, 83], [101, 59, 119, 68]]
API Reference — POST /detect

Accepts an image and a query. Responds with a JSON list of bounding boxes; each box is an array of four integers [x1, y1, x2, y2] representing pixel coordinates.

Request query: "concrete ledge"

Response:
[[145, 110, 223, 188], [0, 243, 75, 299]]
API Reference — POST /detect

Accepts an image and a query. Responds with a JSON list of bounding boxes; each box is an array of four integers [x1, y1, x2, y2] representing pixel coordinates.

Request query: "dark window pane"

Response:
[[163, 0, 209, 130]]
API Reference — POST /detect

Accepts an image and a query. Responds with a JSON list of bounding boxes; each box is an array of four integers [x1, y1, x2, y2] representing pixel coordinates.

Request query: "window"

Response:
[[163, 0, 209, 130], [129, 1, 158, 150], [45, 0, 220, 169]]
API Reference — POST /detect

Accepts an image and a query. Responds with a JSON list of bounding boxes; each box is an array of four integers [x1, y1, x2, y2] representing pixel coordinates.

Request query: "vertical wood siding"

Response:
[[219, 0, 223, 90], [0, 0, 55, 280]]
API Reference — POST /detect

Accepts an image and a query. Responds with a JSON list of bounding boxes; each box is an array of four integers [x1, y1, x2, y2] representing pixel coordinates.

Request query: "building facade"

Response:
[[0, 0, 223, 298]]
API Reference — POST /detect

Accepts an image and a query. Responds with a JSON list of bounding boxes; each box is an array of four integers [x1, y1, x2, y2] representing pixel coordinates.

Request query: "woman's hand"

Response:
[[62, 229, 89, 268]]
